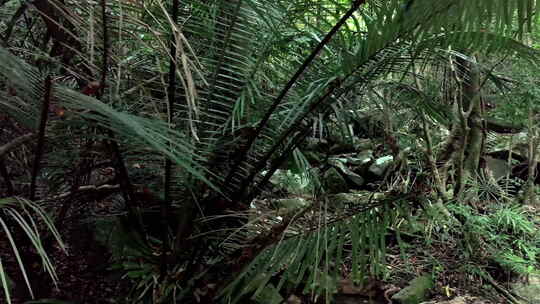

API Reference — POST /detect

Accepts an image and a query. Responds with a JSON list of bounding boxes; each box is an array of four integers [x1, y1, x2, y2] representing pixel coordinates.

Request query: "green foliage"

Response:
[[2, 0, 540, 303], [491, 204, 536, 235], [463, 172, 511, 203], [93, 216, 183, 304], [447, 202, 540, 277], [491, 60, 540, 124]]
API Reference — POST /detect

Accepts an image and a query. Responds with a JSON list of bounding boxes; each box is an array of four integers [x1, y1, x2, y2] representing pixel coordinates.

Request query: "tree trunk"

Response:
[[454, 56, 484, 198], [524, 106, 539, 205]]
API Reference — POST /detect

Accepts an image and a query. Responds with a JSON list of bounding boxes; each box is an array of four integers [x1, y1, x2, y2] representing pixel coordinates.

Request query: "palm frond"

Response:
[[0, 197, 66, 303], [0, 45, 217, 192], [220, 194, 410, 303]]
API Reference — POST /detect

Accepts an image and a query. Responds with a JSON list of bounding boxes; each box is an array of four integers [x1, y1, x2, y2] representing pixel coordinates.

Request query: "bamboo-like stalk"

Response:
[[162, 0, 180, 279], [55, 142, 93, 227], [30, 76, 53, 201]]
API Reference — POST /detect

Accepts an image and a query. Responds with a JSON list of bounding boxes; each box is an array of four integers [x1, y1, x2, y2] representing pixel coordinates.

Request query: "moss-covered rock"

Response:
[[512, 275, 540, 303], [275, 198, 309, 211], [323, 167, 349, 194], [392, 275, 433, 304]]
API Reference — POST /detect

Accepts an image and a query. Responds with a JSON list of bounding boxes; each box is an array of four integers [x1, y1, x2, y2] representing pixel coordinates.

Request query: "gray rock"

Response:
[[420, 297, 466, 304], [329, 159, 365, 187], [328, 158, 349, 167], [350, 149, 373, 166], [305, 137, 329, 152], [268, 169, 288, 185], [329, 193, 366, 206], [268, 169, 311, 195], [484, 156, 511, 180], [327, 192, 385, 210], [368, 155, 394, 177], [342, 169, 365, 187]]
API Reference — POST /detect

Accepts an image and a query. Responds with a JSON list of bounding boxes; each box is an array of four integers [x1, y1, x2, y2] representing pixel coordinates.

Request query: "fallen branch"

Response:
[[48, 183, 120, 201]]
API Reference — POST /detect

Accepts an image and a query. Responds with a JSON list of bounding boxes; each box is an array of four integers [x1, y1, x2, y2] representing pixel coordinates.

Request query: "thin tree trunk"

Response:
[[524, 106, 539, 205], [454, 56, 484, 199]]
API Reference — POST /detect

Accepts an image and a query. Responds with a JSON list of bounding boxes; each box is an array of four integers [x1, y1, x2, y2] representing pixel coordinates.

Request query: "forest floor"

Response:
[[2, 195, 537, 303]]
